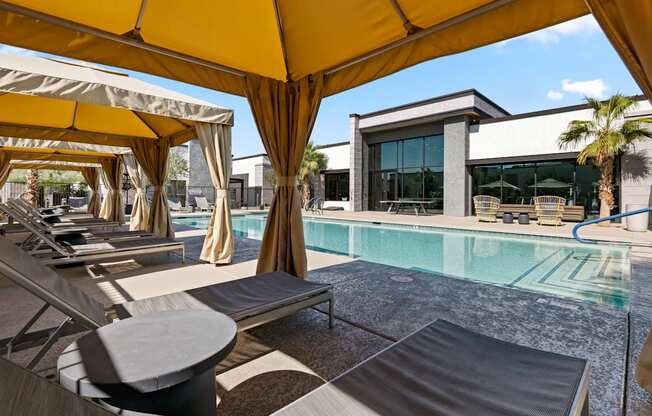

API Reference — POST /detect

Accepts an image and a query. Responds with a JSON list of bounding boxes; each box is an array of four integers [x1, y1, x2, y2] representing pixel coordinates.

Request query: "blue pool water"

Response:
[[174, 214, 630, 309]]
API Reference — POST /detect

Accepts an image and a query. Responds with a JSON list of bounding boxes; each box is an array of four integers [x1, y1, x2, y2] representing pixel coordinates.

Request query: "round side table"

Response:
[[518, 213, 530, 225], [58, 310, 237, 416], [502, 213, 514, 224]]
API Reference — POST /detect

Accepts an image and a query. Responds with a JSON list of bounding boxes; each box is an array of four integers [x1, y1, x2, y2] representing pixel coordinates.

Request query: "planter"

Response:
[[626, 204, 650, 232]]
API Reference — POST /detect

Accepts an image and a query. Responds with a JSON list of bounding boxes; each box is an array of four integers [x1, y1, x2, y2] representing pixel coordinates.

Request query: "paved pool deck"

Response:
[[1, 217, 651, 415]]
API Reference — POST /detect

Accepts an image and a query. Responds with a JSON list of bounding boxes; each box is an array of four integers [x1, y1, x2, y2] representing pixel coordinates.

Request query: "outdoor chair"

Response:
[[272, 319, 590, 416], [10, 199, 119, 229], [0, 205, 184, 266], [473, 195, 500, 222], [304, 197, 323, 215], [168, 199, 193, 213], [2, 200, 153, 243], [0, 355, 114, 416], [0, 235, 333, 369], [534, 196, 566, 226], [195, 196, 214, 212]]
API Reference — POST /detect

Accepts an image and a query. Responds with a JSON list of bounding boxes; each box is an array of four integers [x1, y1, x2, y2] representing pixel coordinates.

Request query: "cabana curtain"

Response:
[[130, 139, 174, 239], [80, 167, 100, 217], [122, 154, 149, 232], [99, 158, 124, 224], [195, 123, 234, 264], [246, 74, 324, 278]]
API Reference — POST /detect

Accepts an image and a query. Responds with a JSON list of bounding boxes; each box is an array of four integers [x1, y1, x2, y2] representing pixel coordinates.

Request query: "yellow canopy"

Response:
[[0, 0, 594, 97], [0, 54, 233, 148]]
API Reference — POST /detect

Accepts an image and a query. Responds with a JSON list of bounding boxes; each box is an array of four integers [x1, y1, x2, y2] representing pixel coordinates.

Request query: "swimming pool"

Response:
[[174, 214, 630, 309]]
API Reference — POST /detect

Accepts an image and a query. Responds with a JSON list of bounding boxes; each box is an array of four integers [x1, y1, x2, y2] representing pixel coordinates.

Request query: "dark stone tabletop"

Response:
[[57, 310, 237, 398]]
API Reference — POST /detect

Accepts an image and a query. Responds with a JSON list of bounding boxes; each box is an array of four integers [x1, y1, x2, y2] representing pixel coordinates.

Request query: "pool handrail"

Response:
[[572, 206, 652, 244]]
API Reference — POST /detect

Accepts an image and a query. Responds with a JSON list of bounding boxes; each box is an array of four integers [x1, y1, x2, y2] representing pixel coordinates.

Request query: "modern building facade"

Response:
[[190, 89, 652, 220]]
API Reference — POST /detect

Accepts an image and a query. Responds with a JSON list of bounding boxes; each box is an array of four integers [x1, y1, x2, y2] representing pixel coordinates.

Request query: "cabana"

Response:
[[0, 0, 645, 278], [0, 54, 235, 264]]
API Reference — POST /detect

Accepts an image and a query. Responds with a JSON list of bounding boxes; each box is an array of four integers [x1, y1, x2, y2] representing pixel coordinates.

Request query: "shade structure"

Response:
[[0, 54, 234, 246], [529, 178, 572, 189], [0, 1, 650, 277], [479, 180, 520, 190]]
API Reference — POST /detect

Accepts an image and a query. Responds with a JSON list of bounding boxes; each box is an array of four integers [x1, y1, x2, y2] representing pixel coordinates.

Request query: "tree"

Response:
[[166, 150, 189, 182], [25, 169, 39, 207], [559, 95, 652, 221], [298, 142, 328, 205]]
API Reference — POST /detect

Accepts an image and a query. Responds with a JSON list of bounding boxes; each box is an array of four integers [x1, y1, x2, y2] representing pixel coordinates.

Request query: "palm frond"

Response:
[[558, 120, 596, 149], [606, 94, 637, 121]]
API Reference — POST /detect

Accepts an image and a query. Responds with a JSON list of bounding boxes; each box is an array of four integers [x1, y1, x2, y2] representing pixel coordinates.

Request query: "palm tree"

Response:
[[298, 142, 328, 206], [25, 169, 40, 207], [559, 95, 652, 221]]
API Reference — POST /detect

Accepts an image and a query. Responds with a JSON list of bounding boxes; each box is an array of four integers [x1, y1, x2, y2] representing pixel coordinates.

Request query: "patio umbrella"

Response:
[[529, 178, 572, 188], [479, 180, 520, 190], [0, 0, 649, 278]]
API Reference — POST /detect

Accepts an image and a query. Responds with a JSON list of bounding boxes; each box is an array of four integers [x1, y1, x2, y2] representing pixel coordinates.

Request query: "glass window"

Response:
[[324, 172, 349, 201], [535, 161, 574, 200], [472, 165, 502, 200], [380, 141, 398, 170], [402, 138, 423, 168], [423, 167, 444, 211], [401, 168, 423, 199], [575, 164, 601, 217], [502, 163, 535, 204], [369, 171, 399, 210], [424, 135, 444, 167]]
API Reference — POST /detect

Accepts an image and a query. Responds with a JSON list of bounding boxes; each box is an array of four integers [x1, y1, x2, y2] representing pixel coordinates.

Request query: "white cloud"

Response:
[[561, 78, 609, 98], [0, 44, 37, 56], [547, 90, 564, 100], [497, 15, 600, 47]]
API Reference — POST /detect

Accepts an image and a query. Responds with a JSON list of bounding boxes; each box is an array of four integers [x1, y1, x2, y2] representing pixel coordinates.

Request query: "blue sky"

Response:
[[0, 16, 641, 157]]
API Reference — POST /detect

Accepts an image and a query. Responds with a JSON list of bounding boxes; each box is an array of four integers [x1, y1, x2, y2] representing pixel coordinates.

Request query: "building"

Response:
[[191, 89, 652, 219]]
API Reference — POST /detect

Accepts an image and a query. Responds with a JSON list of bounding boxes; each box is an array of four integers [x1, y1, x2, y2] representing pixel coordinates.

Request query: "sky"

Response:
[[0, 15, 642, 158]]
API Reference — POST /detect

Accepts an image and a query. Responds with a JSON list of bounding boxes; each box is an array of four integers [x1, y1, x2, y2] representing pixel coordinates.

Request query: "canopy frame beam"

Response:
[[325, 0, 515, 76], [272, 0, 291, 82], [0, 1, 247, 78], [387, 0, 420, 34]]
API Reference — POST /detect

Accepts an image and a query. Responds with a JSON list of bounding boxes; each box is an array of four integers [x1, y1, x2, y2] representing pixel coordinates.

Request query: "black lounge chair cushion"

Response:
[[273, 320, 588, 416], [115, 272, 331, 321]]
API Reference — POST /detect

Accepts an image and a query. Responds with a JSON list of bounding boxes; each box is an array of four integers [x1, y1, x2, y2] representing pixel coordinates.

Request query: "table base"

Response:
[[100, 368, 217, 416]]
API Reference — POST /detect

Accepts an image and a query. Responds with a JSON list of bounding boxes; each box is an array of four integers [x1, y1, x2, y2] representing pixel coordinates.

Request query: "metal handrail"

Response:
[[572, 207, 652, 244]]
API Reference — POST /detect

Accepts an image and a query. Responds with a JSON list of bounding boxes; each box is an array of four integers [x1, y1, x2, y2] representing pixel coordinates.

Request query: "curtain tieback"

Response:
[[277, 176, 297, 187], [215, 189, 229, 198]]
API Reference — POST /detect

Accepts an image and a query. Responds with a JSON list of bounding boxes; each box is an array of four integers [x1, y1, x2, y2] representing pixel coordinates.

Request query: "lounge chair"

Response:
[[195, 196, 214, 211], [0, 202, 153, 248], [272, 319, 590, 416], [0, 208, 185, 266], [0, 235, 333, 369], [534, 196, 566, 226], [168, 199, 193, 213], [473, 195, 500, 222], [0, 355, 114, 416], [11, 198, 118, 227]]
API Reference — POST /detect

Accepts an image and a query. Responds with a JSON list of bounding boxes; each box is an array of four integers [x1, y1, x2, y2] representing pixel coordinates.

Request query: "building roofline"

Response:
[[232, 152, 267, 161], [316, 140, 349, 149], [354, 89, 510, 119], [478, 94, 648, 125]]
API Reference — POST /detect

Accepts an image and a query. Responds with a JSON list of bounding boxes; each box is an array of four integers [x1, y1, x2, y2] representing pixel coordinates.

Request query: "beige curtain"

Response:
[[122, 153, 150, 232], [99, 158, 125, 224], [587, 0, 652, 98], [80, 167, 101, 217], [195, 123, 234, 264], [130, 139, 174, 239], [245, 74, 323, 278]]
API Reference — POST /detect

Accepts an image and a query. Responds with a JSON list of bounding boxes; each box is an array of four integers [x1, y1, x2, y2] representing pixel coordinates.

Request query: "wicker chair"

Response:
[[534, 196, 566, 226], [472, 195, 500, 222]]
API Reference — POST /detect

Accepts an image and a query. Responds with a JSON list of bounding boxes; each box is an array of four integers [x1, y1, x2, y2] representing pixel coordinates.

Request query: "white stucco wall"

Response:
[[318, 143, 350, 170], [469, 100, 652, 160], [232, 155, 268, 187]]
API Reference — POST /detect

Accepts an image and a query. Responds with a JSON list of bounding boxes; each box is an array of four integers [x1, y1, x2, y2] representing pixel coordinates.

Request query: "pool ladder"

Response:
[[572, 207, 652, 244]]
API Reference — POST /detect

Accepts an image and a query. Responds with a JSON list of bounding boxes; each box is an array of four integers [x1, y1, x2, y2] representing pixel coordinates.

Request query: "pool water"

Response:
[[174, 215, 630, 309]]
